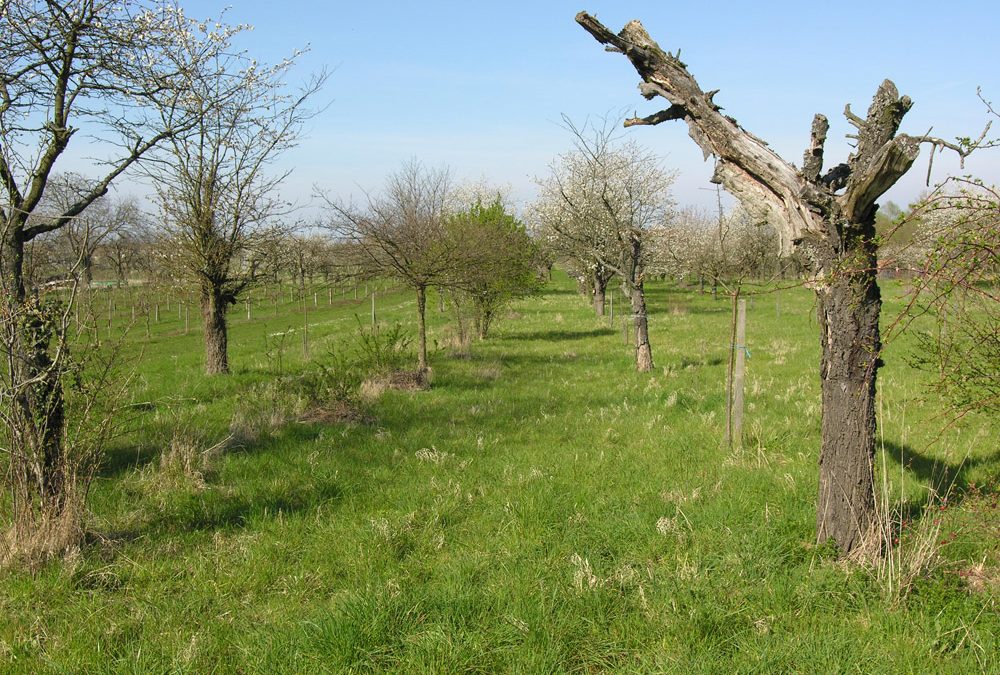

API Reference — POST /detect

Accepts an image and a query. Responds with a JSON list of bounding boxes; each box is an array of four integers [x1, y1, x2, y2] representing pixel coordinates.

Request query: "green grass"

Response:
[[1, 273, 997, 672]]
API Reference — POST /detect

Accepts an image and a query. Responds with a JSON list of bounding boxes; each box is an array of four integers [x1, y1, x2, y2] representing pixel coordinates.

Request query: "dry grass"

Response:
[[0, 495, 87, 570], [153, 429, 231, 492], [475, 361, 502, 381], [229, 381, 307, 444], [298, 400, 373, 426], [360, 369, 431, 401]]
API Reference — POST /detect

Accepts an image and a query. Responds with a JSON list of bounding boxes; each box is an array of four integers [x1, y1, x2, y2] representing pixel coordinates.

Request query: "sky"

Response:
[[119, 0, 1000, 215]]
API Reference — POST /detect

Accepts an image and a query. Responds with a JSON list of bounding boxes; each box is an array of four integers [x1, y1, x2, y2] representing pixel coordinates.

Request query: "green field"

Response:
[[1, 272, 997, 672]]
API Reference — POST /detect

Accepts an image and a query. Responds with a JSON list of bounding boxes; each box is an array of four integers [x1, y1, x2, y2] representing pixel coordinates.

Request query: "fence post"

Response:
[[732, 298, 748, 448]]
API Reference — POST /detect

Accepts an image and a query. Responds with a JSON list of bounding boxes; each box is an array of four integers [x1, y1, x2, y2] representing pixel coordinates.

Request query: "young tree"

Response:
[[904, 180, 1000, 416], [536, 120, 675, 371], [324, 160, 458, 374], [448, 196, 541, 339], [577, 14, 981, 555], [0, 0, 227, 560], [146, 37, 325, 375]]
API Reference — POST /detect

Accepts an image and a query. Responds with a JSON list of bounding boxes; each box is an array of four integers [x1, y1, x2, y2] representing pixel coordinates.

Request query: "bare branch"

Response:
[[624, 104, 687, 128]]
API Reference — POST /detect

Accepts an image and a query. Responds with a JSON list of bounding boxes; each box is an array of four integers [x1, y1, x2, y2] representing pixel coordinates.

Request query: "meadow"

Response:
[[1, 272, 996, 672]]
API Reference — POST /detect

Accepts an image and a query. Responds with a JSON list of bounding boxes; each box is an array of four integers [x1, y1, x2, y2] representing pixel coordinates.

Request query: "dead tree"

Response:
[[577, 13, 977, 555]]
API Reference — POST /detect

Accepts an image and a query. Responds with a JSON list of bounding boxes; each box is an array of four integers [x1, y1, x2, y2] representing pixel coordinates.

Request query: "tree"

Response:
[[100, 202, 151, 288], [448, 196, 541, 340], [146, 36, 325, 375], [536, 119, 674, 371], [904, 180, 1000, 416], [577, 14, 981, 555], [0, 0, 227, 561], [324, 160, 459, 374], [41, 175, 137, 287]]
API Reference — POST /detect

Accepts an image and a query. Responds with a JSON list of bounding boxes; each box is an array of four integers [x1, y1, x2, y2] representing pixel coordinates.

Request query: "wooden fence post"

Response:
[[733, 298, 748, 447]]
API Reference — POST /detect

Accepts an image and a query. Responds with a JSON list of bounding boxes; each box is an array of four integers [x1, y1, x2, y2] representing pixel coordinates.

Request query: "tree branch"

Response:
[[576, 12, 828, 254], [624, 104, 687, 127], [802, 114, 829, 183]]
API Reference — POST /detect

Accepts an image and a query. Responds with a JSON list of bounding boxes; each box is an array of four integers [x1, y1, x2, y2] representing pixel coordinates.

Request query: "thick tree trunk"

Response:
[[416, 285, 428, 372], [815, 240, 881, 554], [629, 281, 653, 372], [201, 285, 230, 375], [2, 229, 68, 517]]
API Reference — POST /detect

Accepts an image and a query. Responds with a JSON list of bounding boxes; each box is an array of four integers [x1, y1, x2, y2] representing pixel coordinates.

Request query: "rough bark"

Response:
[[577, 12, 932, 556], [816, 235, 881, 552], [2, 227, 68, 516], [201, 285, 231, 375], [629, 281, 653, 372]]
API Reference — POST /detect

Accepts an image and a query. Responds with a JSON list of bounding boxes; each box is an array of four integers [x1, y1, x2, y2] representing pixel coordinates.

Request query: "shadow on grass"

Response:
[[678, 356, 725, 368], [882, 439, 998, 517], [145, 478, 345, 534], [506, 327, 615, 342], [99, 442, 160, 479]]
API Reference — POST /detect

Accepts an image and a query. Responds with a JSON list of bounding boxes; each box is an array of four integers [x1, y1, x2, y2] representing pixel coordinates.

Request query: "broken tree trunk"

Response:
[[576, 12, 956, 557]]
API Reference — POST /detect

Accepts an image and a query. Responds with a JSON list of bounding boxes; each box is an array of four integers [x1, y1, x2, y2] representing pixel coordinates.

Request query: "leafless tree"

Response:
[[144, 35, 326, 375], [323, 160, 459, 374], [39, 175, 127, 286], [536, 118, 675, 371], [577, 13, 986, 556], [100, 202, 152, 288]]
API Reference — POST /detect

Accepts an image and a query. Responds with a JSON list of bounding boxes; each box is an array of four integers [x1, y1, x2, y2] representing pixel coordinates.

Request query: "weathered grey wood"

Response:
[[574, 12, 967, 556]]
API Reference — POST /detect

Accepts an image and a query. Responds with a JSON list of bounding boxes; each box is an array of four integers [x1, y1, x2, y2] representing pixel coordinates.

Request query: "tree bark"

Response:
[[816, 237, 881, 553], [629, 281, 653, 372], [2, 228, 69, 516], [416, 284, 428, 372], [201, 284, 230, 375]]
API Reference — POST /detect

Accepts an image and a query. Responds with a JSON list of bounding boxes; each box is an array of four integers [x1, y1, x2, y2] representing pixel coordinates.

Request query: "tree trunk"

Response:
[[1, 230, 69, 518], [81, 253, 93, 287], [416, 285, 428, 372], [475, 304, 493, 340], [629, 281, 653, 372], [815, 241, 881, 554], [201, 284, 230, 375], [593, 271, 607, 316]]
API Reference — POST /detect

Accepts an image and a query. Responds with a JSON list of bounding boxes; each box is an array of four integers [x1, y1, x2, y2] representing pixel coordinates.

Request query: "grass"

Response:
[[1, 273, 997, 672]]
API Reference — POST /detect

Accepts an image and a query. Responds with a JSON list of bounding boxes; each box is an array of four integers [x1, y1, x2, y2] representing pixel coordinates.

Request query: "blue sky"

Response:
[[168, 1, 1000, 213]]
